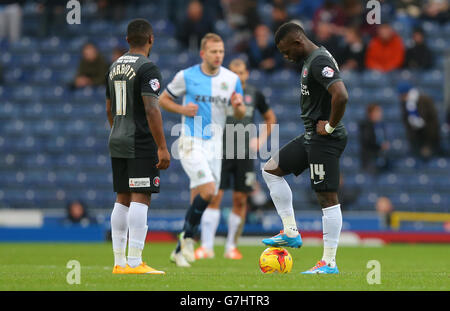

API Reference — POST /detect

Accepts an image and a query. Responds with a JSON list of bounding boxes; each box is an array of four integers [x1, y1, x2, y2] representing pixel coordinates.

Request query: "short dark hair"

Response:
[[413, 26, 424, 35], [127, 18, 153, 47], [274, 22, 305, 45]]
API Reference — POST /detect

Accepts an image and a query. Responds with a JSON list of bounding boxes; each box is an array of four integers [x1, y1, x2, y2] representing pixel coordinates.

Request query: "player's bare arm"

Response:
[[143, 95, 170, 170], [317, 81, 348, 135], [159, 90, 198, 117], [106, 98, 113, 128], [231, 92, 246, 119]]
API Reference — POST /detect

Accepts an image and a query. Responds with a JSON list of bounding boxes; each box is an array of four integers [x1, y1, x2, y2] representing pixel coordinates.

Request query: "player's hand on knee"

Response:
[[156, 147, 171, 170]]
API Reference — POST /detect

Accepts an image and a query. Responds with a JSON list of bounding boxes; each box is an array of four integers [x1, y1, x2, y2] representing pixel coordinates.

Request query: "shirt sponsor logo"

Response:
[[116, 55, 139, 63], [194, 95, 228, 104], [149, 79, 160, 91], [321, 66, 334, 78], [301, 84, 310, 96], [129, 177, 150, 188]]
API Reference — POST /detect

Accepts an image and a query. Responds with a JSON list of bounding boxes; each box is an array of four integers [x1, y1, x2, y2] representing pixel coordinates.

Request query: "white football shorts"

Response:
[[177, 136, 222, 193]]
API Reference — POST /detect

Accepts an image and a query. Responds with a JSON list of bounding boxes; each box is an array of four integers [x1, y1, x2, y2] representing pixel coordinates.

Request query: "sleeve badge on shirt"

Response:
[[302, 68, 308, 77], [149, 79, 160, 91], [321, 66, 334, 78]]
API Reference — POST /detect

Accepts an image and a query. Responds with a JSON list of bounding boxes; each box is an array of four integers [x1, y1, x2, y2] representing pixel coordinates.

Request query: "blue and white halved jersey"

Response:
[[166, 64, 243, 140]]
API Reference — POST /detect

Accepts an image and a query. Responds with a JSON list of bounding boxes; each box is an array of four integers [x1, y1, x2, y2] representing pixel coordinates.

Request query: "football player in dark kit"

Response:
[[261, 22, 348, 274], [106, 19, 170, 274]]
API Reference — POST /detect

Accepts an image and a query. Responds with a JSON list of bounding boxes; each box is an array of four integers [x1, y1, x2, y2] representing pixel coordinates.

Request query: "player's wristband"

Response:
[[325, 123, 335, 134]]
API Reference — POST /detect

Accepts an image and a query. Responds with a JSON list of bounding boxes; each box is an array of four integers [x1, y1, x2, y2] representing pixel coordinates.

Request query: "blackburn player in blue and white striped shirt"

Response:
[[159, 33, 246, 267]]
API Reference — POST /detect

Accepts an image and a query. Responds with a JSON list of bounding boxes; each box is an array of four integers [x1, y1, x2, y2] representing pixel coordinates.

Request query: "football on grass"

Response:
[[259, 247, 293, 274]]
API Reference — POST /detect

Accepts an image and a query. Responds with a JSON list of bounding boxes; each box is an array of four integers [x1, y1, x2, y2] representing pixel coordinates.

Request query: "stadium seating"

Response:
[[0, 0, 448, 213]]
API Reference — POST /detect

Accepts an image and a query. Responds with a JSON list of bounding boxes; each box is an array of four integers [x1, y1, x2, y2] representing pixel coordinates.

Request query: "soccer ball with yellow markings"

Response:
[[259, 247, 293, 274]]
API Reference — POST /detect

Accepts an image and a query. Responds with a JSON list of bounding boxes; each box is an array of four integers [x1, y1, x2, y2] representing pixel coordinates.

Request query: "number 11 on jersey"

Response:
[[114, 80, 127, 116]]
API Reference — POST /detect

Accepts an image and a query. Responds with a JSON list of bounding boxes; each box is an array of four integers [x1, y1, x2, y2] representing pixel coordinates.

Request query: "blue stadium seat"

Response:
[[428, 38, 449, 53], [0, 101, 21, 119], [361, 71, 391, 88], [39, 37, 63, 53], [9, 37, 39, 53], [40, 86, 69, 102], [419, 69, 444, 87], [340, 71, 361, 87]]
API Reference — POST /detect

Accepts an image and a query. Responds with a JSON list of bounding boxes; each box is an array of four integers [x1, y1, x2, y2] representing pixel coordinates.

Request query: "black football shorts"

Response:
[[219, 158, 255, 193], [111, 157, 160, 193], [273, 134, 347, 192]]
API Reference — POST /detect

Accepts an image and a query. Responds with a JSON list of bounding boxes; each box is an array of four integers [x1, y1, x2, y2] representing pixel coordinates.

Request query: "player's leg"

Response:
[[127, 191, 150, 268], [196, 190, 223, 259], [174, 138, 222, 264], [317, 192, 341, 266], [224, 159, 254, 258], [110, 158, 131, 273], [302, 137, 347, 274], [261, 135, 309, 247], [174, 181, 215, 263], [111, 192, 130, 272], [125, 158, 164, 274], [196, 158, 232, 259], [224, 191, 247, 259], [302, 192, 342, 274]]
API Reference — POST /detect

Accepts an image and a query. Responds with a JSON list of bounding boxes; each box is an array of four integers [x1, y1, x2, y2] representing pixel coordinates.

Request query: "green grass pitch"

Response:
[[0, 242, 448, 291]]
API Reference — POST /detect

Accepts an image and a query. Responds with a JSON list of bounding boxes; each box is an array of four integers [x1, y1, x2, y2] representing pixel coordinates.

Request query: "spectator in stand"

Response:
[[64, 200, 93, 226], [271, 3, 290, 35], [404, 27, 433, 70], [36, 0, 66, 37], [247, 24, 281, 72], [359, 103, 390, 174], [73, 42, 109, 89], [311, 21, 342, 59], [175, 0, 215, 51], [0, 1, 23, 43], [338, 26, 366, 71], [312, 0, 346, 32], [375, 197, 393, 229], [365, 22, 405, 72], [221, 0, 259, 32], [396, 0, 422, 19], [341, 0, 365, 27], [288, 0, 323, 21], [337, 173, 360, 210], [421, 0, 450, 24], [96, 0, 126, 22], [220, 0, 260, 53], [397, 82, 441, 161]]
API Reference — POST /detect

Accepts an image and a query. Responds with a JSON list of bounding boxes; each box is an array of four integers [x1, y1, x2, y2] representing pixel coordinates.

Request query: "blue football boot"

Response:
[[301, 260, 339, 274], [262, 230, 303, 248]]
